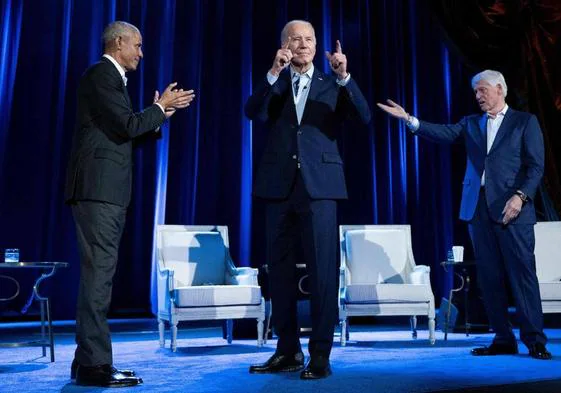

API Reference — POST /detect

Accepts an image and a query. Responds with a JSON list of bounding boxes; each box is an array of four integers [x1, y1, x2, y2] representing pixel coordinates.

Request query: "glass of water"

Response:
[[4, 248, 19, 263]]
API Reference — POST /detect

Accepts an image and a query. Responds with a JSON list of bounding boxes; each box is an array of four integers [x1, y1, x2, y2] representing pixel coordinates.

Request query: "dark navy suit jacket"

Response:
[[245, 68, 371, 200], [416, 108, 544, 224]]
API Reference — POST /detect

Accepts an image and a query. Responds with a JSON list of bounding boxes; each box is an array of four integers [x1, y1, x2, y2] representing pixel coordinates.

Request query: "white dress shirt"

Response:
[[266, 65, 351, 124]]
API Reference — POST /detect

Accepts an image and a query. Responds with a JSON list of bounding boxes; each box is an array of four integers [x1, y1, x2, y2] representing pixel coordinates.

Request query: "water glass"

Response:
[[4, 248, 19, 263]]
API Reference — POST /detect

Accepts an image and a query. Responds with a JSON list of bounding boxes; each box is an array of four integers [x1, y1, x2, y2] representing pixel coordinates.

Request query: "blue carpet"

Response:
[[1, 322, 561, 392]]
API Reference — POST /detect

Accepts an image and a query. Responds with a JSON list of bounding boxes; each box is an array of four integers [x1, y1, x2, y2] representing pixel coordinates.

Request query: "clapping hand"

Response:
[[156, 82, 196, 118]]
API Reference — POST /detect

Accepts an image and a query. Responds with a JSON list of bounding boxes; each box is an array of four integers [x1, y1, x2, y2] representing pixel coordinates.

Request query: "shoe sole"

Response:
[[300, 370, 332, 380], [75, 381, 143, 388], [249, 365, 305, 374]]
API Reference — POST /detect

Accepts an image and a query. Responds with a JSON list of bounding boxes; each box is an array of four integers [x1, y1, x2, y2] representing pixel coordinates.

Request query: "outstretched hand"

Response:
[[325, 40, 348, 79], [376, 99, 409, 121]]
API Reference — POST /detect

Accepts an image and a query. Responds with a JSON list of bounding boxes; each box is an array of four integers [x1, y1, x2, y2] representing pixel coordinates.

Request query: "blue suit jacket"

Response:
[[245, 68, 371, 200], [416, 108, 544, 224]]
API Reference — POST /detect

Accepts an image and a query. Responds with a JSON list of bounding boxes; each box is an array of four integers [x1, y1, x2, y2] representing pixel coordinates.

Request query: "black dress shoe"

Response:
[[528, 343, 552, 360], [471, 343, 518, 356], [300, 355, 332, 380], [70, 359, 136, 380], [249, 352, 305, 373], [75, 364, 143, 387]]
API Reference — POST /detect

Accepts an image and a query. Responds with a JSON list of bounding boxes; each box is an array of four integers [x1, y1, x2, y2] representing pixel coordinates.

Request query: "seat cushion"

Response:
[[160, 231, 226, 286], [174, 285, 262, 307], [345, 283, 433, 304], [539, 282, 561, 301]]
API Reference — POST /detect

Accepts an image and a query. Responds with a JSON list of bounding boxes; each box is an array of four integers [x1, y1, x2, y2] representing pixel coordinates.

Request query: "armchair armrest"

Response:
[[409, 265, 431, 285], [339, 266, 347, 306], [157, 267, 176, 313], [226, 266, 259, 286]]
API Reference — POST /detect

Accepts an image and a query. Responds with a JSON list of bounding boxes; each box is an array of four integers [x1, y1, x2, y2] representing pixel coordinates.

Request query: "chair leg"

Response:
[[428, 316, 436, 345], [158, 319, 165, 348], [410, 316, 418, 339], [171, 321, 178, 352], [341, 319, 347, 347], [257, 318, 264, 347], [226, 319, 233, 344]]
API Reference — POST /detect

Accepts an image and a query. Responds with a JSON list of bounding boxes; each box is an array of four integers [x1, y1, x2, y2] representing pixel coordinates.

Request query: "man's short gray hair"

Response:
[[280, 20, 315, 44], [102, 21, 140, 46], [471, 70, 508, 97]]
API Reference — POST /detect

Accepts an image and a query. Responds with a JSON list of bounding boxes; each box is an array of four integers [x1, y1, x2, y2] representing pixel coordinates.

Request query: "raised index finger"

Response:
[[335, 39, 342, 54], [281, 36, 291, 49]]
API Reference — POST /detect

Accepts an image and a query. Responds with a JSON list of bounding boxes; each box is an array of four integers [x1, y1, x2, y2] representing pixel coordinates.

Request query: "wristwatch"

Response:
[[515, 190, 528, 203]]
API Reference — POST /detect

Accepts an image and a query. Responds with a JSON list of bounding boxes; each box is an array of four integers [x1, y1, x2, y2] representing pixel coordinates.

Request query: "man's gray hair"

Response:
[[471, 70, 508, 97], [102, 21, 140, 46], [280, 20, 315, 44]]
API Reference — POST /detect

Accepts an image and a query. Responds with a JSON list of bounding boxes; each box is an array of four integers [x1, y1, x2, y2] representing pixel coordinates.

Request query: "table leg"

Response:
[[46, 298, 54, 362], [33, 267, 57, 362], [445, 289, 453, 341], [464, 272, 471, 337], [40, 300, 46, 357]]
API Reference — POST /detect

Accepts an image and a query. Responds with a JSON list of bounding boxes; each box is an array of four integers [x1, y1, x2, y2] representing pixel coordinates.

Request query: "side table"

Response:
[[440, 260, 477, 340], [0, 262, 68, 361]]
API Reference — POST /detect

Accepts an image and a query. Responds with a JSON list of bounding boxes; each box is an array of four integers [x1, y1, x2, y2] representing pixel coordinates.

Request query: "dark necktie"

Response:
[[293, 76, 300, 98]]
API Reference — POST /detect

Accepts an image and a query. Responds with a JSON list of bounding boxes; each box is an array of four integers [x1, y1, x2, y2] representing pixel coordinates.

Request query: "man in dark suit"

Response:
[[64, 21, 195, 387], [246, 20, 371, 379], [378, 69, 551, 360]]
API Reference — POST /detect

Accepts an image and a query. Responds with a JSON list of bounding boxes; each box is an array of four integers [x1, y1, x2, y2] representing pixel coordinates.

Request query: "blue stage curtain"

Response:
[[0, 0, 482, 319]]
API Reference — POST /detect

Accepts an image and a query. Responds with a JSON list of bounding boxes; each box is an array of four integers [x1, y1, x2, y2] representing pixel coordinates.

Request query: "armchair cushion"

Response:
[[161, 231, 226, 286], [345, 283, 434, 304], [174, 285, 262, 307]]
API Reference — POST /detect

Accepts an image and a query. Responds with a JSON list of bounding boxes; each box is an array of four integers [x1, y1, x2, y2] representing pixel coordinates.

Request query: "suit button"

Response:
[[292, 155, 297, 160]]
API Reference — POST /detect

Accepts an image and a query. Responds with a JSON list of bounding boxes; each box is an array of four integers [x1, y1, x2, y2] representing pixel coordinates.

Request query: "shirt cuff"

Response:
[[267, 72, 279, 86], [406, 116, 420, 132], [336, 73, 351, 86], [155, 103, 166, 114]]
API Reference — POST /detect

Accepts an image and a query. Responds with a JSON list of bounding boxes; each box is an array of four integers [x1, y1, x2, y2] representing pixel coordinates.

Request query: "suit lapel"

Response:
[[279, 70, 298, 124], [122, 82, 132, 108], [477, 113, 488, 153], [301, 69, 328, 124], [488, 108, 515, 154], [101, 57, 132, 109]]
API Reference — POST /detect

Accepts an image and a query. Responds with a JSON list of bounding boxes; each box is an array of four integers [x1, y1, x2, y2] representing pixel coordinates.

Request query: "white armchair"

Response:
[[534, 221, 561, 314], [339, 225, 436, 346], [156, 225, 265, 351]]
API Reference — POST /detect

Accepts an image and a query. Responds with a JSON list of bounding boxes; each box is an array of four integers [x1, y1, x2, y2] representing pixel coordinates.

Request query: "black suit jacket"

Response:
[[245, 68, 371, 200], [64, 57, 166, 207]]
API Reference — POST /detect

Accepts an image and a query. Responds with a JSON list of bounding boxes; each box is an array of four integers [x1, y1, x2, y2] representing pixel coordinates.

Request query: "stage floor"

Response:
[[1, 319, 561, 392]]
